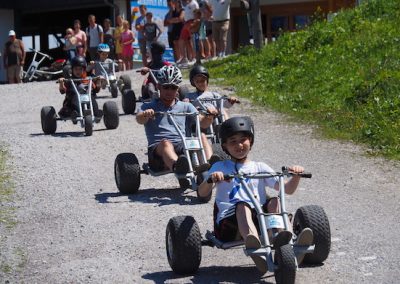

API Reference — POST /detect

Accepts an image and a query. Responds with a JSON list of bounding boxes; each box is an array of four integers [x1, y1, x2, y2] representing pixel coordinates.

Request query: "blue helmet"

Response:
[[97, 43, 110, 53]]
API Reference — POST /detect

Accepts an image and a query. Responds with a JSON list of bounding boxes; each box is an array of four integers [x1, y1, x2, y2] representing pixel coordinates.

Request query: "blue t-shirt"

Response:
[[207, 160, 278, 224], [135, 16, 146, 40], [139, 99, 198, 147]]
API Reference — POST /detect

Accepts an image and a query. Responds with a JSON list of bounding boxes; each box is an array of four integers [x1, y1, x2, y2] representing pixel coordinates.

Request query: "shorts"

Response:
[[214, 201, 270, 242], [180, 20, 194, 41], [139, 38, 147, 57], [148, 141, 185, 171], [7, 64, 22, 82], [167, 32, 174, 48]]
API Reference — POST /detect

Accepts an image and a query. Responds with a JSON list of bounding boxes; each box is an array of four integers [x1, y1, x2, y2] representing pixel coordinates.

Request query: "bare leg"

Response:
[[201, 133, 212, 160], [236, 203, 259, 241], [155, 139, 178, 170]]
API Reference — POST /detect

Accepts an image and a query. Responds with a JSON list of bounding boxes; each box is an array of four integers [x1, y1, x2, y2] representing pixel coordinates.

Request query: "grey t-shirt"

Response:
[[88, 58, 114, 77], [86, 24, 104, 47], [139, 99, 198, 147], [185, 90, 233, 110]]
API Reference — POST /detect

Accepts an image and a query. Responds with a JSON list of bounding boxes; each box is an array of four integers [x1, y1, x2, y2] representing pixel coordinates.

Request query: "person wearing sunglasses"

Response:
[[136, 65, 215, 174]]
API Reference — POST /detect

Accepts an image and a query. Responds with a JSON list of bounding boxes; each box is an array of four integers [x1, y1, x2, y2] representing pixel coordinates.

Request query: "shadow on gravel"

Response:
[[142, 265, 274, 284], [94, 187, 202, 206], [30, 132, 84, 137]]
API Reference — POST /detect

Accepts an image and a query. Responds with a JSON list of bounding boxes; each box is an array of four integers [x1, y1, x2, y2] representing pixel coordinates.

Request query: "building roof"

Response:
[[0, 0, 110, 12]]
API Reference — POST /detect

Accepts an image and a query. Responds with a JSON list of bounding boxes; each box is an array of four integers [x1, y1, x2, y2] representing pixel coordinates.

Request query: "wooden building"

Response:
[[230, 0, 356, 51]]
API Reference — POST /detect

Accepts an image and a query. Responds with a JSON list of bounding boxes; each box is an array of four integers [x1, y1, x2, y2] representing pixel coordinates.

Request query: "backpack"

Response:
[[86, 24, 102, 44]]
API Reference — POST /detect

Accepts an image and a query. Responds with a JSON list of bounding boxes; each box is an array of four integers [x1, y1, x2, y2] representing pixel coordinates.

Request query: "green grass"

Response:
[[206, 0, 400, 159], [0, 146, 15, 229]]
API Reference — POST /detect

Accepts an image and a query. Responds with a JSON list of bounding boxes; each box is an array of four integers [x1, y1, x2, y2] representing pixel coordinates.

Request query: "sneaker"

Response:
[[176, 57, 184, 64], [94, 110, 103, 123], [71, 110, 79, 124], [208, 154, 222, 166], [295, 228, 313, 265], [178, 57, 189, 65], [174, 155, 190, 175], [245, 234, 267, 275], [194, 163, 210, 174], [188, 59, 196, 65], [272, 230, 293, 249]]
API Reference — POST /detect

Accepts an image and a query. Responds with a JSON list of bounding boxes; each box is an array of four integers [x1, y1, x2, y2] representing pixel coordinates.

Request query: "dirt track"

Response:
[[0, 70, 399, 283]]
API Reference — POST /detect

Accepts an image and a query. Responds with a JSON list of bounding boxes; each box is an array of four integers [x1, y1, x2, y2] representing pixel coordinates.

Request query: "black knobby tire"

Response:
[[166, 216, 202, 275], [41, 106, 57, 134], [122, 89, 136, 114], [196, 173, 211, 203], [114, 153, 141, 194], [293, 205, 331, 264], [103, 101, 119, 129], [111, 82, 118, 98], [274, 244, 296, 284], [211, 143, 230, 162], [178, 85, 191, 101], [62, 64, 71, 79], [84, 115, 93, 136], [119, 74, 131, 91]]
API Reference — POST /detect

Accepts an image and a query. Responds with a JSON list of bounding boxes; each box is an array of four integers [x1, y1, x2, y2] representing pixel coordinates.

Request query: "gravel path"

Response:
[[0, 70, 399, 283]]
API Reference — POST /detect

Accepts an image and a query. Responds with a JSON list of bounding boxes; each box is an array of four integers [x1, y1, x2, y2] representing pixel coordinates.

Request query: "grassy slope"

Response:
[[206, 0, 400, 159]]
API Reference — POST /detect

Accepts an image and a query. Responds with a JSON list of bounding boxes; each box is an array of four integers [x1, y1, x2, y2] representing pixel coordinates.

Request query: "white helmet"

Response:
[[155, 65, 182, 86], [97, 43, 110, 53]]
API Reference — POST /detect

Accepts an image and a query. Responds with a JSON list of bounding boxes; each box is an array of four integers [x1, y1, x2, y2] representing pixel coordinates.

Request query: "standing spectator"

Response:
[[64, 28, 78, 62], [143, 12, 162, 57], [164, 0, 175, 52], [165, 0, 184, 62], [177, 0, 199, 66], [103, 18, 116, 60], [114, 15, 124, 61], [201, 1, 215, 59], [189, 9, 203, 64], [73, 19, 87, 57], [135, 5, 148, 66], [210, 0, 231, 58], [86, 14, 104, 61], [3, 30, 25, 84], [121, 20, 135, 70]]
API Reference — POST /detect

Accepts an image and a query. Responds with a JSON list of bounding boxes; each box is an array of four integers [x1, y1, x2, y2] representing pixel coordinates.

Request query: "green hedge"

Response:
[[206, 0, 400, 159]]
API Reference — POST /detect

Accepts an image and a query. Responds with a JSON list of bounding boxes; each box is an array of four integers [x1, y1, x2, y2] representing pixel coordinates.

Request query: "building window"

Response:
[[294, 15, 310, 29], [22, 35, 40, 51], [48, 34, 62, 49], [271, 16, 288, 39]]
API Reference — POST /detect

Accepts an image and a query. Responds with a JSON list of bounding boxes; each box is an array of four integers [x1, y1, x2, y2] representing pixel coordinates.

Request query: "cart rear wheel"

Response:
[[293, 205, 331, 264], [41, 106, 57, 134], [114, 153, 141, 194], [166, 216, 202, 275], [122, 89, 136, 114], [84, 115, 93, 136], [274, 244, 296, 284], [103, 101, 119, 129], [111, 82, 118, 98], [119, 75, 131, 91]]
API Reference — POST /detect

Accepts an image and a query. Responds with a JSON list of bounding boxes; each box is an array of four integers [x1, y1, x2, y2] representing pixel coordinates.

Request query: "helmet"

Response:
[[150, 41, 166, 55], [189, 65, 209, 87], [219, 116, 254, 147], [97, 43, 110, 53], [155, 65, 182, 86], [71, 56, 87, 68]]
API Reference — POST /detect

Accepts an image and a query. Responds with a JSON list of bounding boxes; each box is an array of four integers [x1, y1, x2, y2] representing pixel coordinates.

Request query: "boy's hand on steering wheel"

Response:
[[228, 96, 240, 104], [288, 165, 304, 174], [206, 106, 218, 116], [209, 171, 226, 183], [140, 67, 150, 75], [142, 109, 155, 119]]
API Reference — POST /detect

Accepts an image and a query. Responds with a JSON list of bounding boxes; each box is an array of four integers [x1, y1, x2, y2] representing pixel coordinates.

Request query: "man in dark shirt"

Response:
[[3, 30, 25, 84]]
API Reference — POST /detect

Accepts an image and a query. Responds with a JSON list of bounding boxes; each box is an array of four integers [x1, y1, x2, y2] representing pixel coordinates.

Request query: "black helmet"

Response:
[[150, 41, 166, 55], [71, 56, 87, 68], [189, 65, 209, 87], [219, 116, 254, 147]]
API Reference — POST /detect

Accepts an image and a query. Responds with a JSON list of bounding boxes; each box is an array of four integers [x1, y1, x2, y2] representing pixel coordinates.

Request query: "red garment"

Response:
[[121, 31, 134, 57]]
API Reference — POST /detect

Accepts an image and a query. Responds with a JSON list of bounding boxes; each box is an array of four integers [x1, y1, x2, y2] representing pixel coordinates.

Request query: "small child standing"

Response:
[[143, 12, 162, 59], [64, 28, 77, 62], [198, 116, 313, 274]]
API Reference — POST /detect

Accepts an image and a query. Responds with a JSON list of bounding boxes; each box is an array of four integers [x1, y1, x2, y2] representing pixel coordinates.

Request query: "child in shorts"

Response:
[[87, 43, 116, 89], [198, 116, 313, 274]]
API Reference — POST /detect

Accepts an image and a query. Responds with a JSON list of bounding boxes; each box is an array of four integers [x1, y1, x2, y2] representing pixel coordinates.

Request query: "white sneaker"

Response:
[[245, 234, 267, 275], [178, 58, 189, 65], [176, 57, 184, 64], [188, 59, 196, 65]]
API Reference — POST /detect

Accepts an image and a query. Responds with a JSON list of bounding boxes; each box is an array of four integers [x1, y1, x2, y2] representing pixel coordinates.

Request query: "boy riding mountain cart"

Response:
[[198, 116, 314, 274], [185, 65, 239, 121], [58, 56, 103, 121]]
